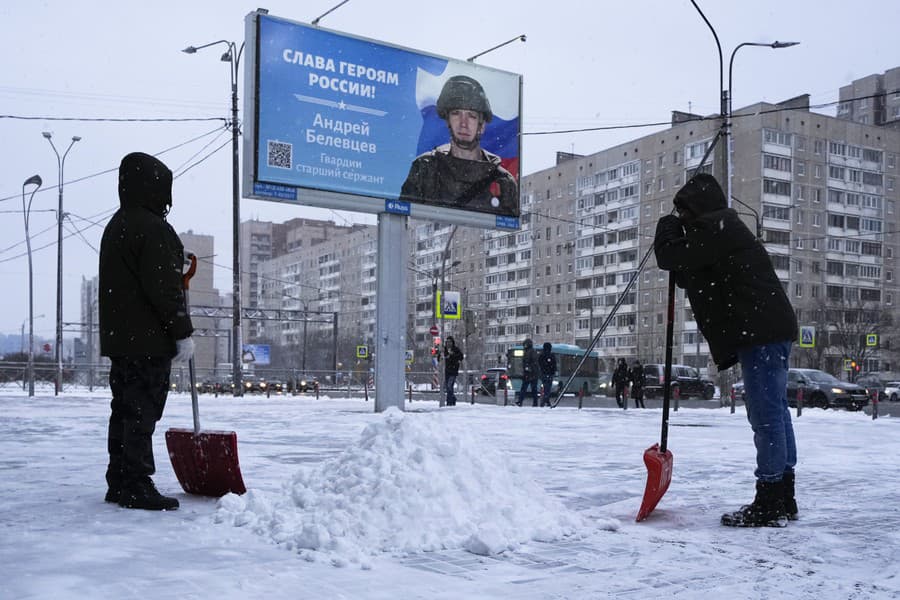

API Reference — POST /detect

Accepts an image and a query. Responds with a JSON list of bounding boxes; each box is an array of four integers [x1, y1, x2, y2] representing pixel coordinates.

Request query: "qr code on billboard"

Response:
[[267, 140, 292, 169]]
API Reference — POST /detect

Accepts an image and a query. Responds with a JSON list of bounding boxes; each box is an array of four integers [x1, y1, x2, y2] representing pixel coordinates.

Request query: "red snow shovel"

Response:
[[166, 253, 246, 497], [636, 274, 676, 521]]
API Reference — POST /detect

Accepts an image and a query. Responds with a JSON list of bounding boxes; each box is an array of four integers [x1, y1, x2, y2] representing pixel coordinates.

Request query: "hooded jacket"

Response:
[[99, 152, 193, 358], [653, 174, 797, 371]]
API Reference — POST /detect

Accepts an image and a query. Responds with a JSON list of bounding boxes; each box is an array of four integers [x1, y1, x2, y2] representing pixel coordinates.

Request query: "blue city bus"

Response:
[[506, 343, 601, 397]]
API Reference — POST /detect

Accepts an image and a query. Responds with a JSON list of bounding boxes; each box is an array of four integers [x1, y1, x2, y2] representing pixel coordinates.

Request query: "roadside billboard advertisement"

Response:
[[243, 11, 522, 230]]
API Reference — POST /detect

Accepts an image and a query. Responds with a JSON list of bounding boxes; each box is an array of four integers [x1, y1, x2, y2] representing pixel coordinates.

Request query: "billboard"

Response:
[[243, 11, 522, 230], [241, 344, 271, 365]]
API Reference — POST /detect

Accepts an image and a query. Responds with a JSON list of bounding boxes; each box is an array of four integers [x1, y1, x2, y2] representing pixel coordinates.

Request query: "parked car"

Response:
[[642, 364, 715, 400], [855, 374, 887, 402], [884, 381, 900, 402], [786, 368, 868, 411], [477, 367, 510, 396], [728, 381, 746, 405], [266, 380, 286, 394]]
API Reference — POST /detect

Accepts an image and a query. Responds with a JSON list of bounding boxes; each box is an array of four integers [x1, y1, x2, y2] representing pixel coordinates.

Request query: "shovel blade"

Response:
[[165, 428, 247, 497], [636, 443, 673, 521]]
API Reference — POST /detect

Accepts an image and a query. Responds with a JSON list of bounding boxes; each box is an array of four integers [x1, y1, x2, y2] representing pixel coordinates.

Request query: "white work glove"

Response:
[[174, 337, 195, 363]]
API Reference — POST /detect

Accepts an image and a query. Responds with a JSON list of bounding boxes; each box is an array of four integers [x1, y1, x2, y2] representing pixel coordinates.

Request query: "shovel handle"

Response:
[[183, 252, 197, 291]]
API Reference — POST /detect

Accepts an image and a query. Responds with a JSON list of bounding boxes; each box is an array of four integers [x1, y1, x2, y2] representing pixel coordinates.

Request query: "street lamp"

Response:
[[183, 39, 244, 396], [467, 34, 526, 62], [22, 174, 43, 397], [42, 131, 81, 395], [726, 41, 799, 216]]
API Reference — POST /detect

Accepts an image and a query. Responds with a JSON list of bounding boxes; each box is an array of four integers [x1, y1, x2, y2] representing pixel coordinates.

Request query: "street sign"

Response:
[[429, 325, 439, 336], [867, 334, 878, 347], [356, 345, 368, 359], [799, 326, 815, 348], [405, 350, 414, 364]]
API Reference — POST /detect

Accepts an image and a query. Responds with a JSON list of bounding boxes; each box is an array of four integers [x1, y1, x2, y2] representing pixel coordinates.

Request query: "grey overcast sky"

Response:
[[1, 0, 898, 338]]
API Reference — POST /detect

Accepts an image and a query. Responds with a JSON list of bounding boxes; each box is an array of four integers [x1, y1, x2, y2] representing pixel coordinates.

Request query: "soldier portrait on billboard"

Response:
[[399, 75, 518, 216]]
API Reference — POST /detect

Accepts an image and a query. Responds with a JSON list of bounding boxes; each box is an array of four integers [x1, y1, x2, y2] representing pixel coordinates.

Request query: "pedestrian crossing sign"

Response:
[[799, 326, 815, 348]]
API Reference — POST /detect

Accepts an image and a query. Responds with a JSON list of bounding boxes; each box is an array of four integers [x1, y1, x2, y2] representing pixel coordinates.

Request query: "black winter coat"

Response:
[[654, 174, 797, 370], [99, 152, 194, 358], [444, 344, 463, 376], [539, 350, 557, 377], [521, 346, 540, 382]]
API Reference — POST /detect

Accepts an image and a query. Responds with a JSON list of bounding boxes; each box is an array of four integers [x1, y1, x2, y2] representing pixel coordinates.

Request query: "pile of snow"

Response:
[[215, 407, 594, 567]]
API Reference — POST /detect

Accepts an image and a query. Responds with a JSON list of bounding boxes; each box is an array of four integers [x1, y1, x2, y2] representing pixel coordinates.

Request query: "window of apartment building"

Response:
[[657, 177, 665, 192], [826, 285, 844, 301], [889, 177, 896, 192], [763, 204, 790, 221], [814, 188, 823, 203], [796, 135, 807, 151], [771, 255, 790, 270], [887, 247, 894, 259], [861, 242, 882, 256], [673, 150, 681, 164], [763, 129, 792, 146], [861, 218, 882, 233], [796, 161, 806, 177], [849, 169, 863, 183], [795, 283, 802, 298], [812, 239, 820, 251], [828, 213, 845, 228], [795, 237, 804, 250], [764, 154, 792, 172], [863, 148, 882, 163], [814, 164, 823, 179], [811, 285, 819, 298], [644, 181, 652, 195], [887, 293, 893, 306], [848, 145, 862, 159], [829, 166, 845, 180], [764, 179, 791, 196], [860, 265, 882, 280], [888, 154, 897, 169], [657, 154, 665, 169], [828, 238, 842, 251], [795, 185, 806, 202], [861, 288, 881, 302], [812, 213, 822, 227], [863, 171, 883, 187], [848, 192, 862, 207], [829, 141, 847, 156], [813, 139, 824, 155], [764, 230, 791, 246], [826, 261, 844, 276], [659, 200, 666, 215]]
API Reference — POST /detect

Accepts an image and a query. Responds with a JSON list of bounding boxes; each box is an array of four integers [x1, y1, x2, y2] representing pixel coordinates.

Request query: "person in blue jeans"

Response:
[[517, 338, 540, 407], [655, 173, 798, 527]]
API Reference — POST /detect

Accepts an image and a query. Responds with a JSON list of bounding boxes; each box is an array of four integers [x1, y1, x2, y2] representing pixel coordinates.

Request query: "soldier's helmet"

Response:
[[436, 75, 493, 123]]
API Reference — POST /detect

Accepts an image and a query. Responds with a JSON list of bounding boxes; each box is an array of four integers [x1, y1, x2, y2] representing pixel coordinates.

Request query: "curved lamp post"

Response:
[[183, 39, 244, 395], [22, 174, 43, 396], [42, 131, 81, 395], [727, 41, 799, 218]]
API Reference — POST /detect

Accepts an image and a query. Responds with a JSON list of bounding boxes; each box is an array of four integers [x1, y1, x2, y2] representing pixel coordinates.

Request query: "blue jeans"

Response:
[[519, 379, 539, 406], [445, 374, 458, 404], [737, 341, 797, 482]]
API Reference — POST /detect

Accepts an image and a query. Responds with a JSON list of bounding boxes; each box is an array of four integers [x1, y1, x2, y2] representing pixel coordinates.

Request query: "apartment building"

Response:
[[466, 83, 899, 378]]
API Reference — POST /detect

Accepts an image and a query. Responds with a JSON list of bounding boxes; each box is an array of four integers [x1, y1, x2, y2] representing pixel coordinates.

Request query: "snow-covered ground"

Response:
[[2, 388, 898, 599]]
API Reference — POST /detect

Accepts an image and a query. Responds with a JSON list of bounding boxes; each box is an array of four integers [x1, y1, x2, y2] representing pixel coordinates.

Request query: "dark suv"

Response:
[[642, 364, 715, 400]]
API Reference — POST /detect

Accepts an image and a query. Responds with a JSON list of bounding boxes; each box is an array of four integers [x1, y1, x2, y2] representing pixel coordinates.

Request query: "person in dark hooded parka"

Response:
[[99, 152, 194, 511], [654, 173, 798, 528]]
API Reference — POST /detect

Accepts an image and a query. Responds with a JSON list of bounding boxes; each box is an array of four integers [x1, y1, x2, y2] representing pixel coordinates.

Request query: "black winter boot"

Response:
[[118, 479, 179, 511], [782, 471, 798, 520], [721, 480, 788, 528]]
